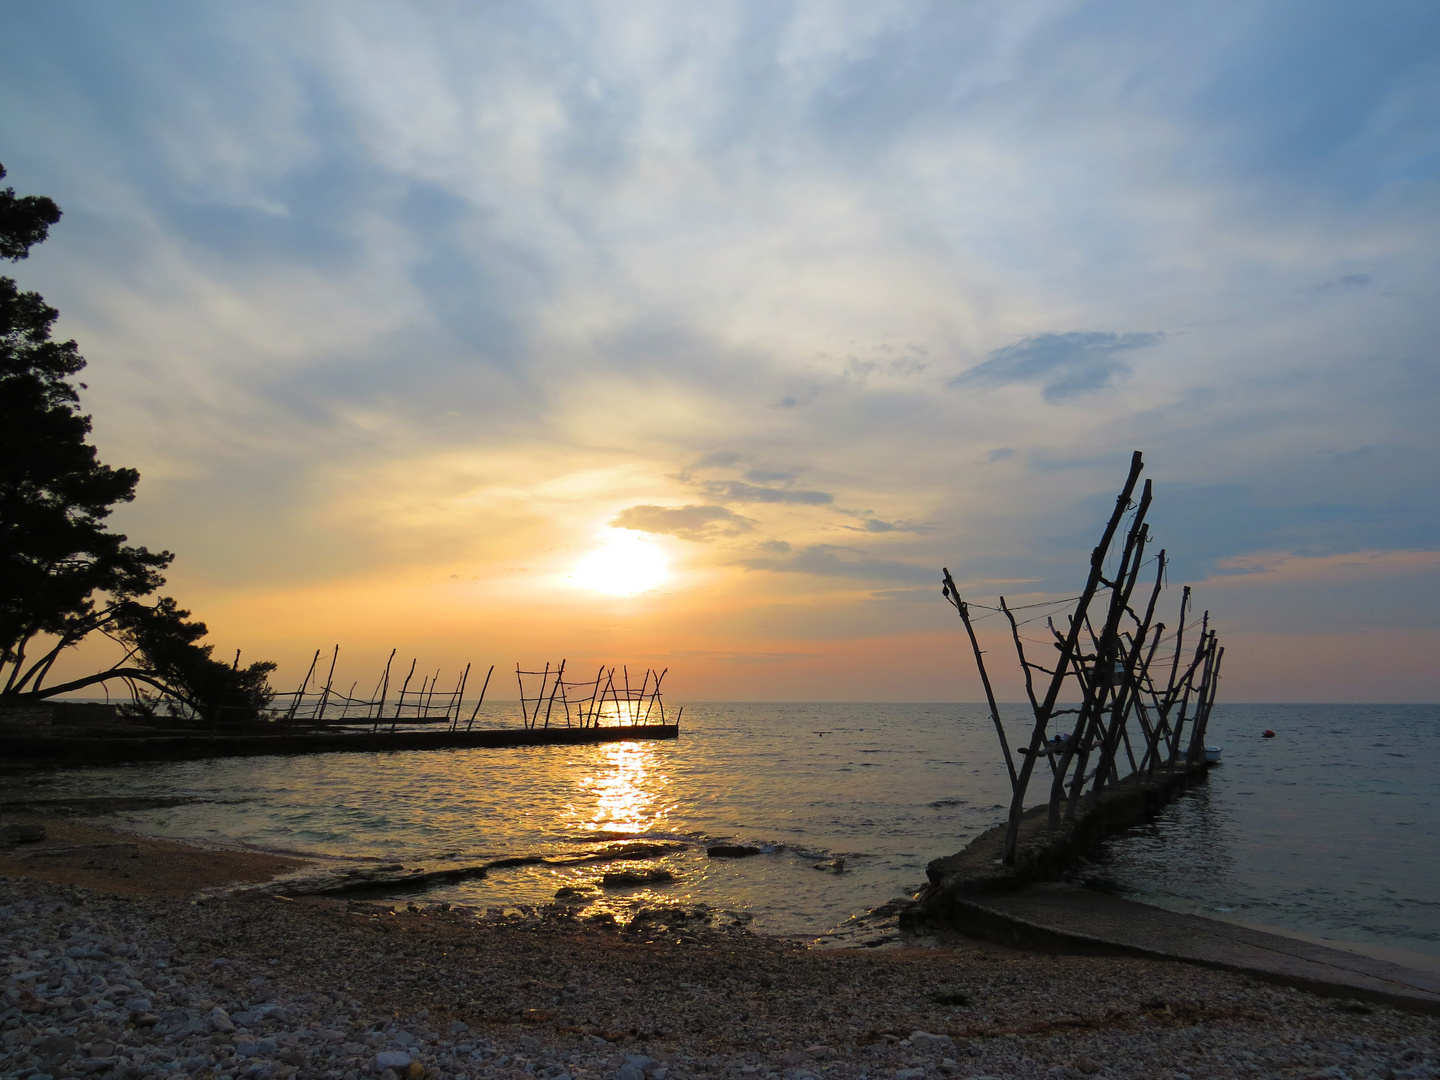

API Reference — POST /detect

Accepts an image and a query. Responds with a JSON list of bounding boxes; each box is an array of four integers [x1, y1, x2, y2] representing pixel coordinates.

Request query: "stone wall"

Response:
[[0, 700, 122, 733], [0, 703, 54, 732]]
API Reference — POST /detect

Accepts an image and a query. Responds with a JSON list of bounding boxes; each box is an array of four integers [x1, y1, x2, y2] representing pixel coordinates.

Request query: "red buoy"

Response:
[[1262, 729, 1275, 738]]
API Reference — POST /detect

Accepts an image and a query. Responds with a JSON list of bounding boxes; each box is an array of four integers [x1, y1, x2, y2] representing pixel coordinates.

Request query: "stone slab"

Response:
[[949, 881, 1440, 1016]]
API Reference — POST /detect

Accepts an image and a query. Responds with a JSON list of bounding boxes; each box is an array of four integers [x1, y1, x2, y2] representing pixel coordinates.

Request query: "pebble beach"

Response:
[[3, 814, 1439, 1080]]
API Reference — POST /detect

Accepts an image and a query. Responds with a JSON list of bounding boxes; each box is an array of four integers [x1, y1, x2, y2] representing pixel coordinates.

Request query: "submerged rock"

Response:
[[706, 844, 762, 859], [601, 868, 675, 888]]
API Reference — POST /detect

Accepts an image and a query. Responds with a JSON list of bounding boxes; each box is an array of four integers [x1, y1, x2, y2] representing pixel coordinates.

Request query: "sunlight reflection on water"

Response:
[[577, 743, 670, 837]]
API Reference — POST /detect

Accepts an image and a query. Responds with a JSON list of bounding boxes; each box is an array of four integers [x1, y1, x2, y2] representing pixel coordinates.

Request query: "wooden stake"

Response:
[[942, 569, 1017, 788]]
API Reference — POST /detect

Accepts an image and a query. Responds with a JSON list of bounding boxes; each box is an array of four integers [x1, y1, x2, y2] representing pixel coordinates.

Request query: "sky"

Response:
[[4, 0, 1439, 702]]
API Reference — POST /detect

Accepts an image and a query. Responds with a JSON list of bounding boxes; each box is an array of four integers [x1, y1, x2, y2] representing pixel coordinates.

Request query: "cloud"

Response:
[[701, 481, 834, 505], [694, 451, 744, 469], [950, 332, 1164, 403], [3, 1, 1439, 699], [1317, 273, 1372, 291], [611, 503, 753, 541], [835, 508, 929, 533], [734, 543, 934, 583]]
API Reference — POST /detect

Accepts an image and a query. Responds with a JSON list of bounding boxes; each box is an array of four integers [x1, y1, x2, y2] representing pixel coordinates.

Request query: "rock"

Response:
[[210, 1006, 237, 1032], [379, 1071, 400, 1080], [626, 1055, 659, 1073], [706, 845, 762, 859], [375, 1050, 413, 1073], [449, 1021, 469, 1035], [908, 1031, 956, 1052], [895, 1069, 926, 1080], [804, 1045, 836, 1060], [617, 1065, 644, 1080], [393, 1032, 416, 1047], [0, 822, 46, 843], [1073, 1056, 1101, 1075], [602, 869, 674, 888], [929, 987, 971, 1006], [35, 1033, 78, 1065]]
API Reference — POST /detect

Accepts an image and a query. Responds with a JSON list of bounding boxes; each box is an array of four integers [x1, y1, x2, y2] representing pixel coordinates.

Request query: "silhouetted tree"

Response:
[[0, 164, 274, 721]]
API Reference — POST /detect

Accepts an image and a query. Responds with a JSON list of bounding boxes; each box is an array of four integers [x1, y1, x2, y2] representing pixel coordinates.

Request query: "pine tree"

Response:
[[0, 164, 274, 720]]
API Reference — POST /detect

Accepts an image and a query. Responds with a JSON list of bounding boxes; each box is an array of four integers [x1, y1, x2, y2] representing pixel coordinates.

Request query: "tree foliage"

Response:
[[0, 164, 275, 721]]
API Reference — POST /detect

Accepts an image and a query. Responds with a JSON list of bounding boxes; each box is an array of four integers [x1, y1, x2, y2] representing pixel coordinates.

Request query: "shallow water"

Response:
[[1083, 703, 1440, 961], [10, 702, 1438, 957]]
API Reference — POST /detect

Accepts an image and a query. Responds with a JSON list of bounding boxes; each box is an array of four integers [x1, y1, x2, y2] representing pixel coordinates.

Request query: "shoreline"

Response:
[[9, 802, 1440, 983], [3, 812, 1438, 1080]]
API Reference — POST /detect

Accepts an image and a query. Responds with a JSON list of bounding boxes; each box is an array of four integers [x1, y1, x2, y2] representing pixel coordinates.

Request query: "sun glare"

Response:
[[572, 530, 669, 595]]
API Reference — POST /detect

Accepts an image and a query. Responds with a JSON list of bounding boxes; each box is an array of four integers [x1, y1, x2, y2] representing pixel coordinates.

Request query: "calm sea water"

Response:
[[10, 703, 1438, 960]]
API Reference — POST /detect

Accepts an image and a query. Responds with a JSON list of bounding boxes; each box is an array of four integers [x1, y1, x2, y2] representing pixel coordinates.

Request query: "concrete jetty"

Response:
[[0, 722, 679, 767]]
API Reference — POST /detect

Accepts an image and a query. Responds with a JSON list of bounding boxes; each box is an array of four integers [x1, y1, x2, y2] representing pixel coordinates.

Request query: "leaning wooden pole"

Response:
[[314, 646, 340, 724], [286, 649, 321, 724], [942, 569, 1017, 787], [465, 665, 494, 731], [390, 659, 418, 733], [542, 659, 566, 730]]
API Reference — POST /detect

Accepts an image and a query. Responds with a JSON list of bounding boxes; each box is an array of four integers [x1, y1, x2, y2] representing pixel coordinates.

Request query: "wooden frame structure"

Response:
[[941, 451, 1224, 864], [275, 646, 495, 732], [516, 662, 674, 730]]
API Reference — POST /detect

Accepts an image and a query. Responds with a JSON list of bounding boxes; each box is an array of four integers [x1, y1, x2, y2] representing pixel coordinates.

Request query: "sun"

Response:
[[572, 530, 669, 596]]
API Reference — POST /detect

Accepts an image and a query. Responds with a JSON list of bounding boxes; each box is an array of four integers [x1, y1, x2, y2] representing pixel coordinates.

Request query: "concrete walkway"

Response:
[[949, 882, 1440, 1016]]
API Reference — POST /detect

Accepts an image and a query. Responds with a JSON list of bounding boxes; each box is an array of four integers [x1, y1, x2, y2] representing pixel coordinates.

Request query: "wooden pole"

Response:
[[391, 658, 417, 733], [375, 649, 395, 730], [286, 649, 321, 724], [542, 659, 566, 729], [314, 646, 340, 724], [642, 668, 668, 724], [943, 570, 1017, 787], [466, 665, 494, 731], [450, 664, 471, 731], [585, 666, 604, 728]]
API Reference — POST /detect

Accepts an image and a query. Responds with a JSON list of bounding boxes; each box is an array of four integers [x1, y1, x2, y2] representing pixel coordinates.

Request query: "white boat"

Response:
[[1205, 745, 1223, 764]]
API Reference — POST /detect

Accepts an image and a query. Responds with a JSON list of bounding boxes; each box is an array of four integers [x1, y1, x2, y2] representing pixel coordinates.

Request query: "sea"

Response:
[[9, 702, 1438, 965]]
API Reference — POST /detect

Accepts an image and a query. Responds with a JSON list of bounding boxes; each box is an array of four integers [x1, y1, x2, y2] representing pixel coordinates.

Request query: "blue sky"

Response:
[[4, 1, 1438, 700]]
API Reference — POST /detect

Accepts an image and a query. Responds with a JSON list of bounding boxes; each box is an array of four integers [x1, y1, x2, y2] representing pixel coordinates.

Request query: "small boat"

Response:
[[1204, 745, 1223, 764]]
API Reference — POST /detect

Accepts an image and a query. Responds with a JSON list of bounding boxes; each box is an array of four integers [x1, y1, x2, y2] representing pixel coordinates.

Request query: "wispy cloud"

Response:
[[701, 481, 834, 506], [2, 1, 1438, 698], [611, 503, 752, 541], [734, 544, 934, 584], [950, 332, 1163, 403]]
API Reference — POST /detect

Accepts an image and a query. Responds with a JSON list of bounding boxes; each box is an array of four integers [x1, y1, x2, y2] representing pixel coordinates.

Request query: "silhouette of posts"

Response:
[[941, 451, 1224, 863]]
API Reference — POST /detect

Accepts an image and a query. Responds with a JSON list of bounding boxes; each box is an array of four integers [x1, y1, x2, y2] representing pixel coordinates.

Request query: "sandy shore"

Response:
[[2, 814, 1437, 1080]]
